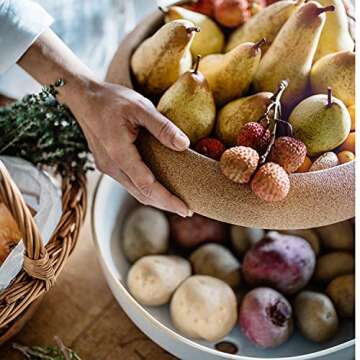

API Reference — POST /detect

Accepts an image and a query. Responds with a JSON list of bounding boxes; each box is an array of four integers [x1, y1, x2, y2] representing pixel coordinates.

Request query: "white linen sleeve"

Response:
[[0, 0, 53, 74]]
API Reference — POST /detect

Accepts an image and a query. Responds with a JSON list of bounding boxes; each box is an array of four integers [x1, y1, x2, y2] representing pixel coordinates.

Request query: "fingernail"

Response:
[[177, 209, 193, 218], [177, 211, 187, 218], [173, 133, 190, 150]]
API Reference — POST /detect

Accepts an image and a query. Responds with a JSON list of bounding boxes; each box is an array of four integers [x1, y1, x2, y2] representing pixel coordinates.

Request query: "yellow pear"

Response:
[[157, 57, 216, 144], [199, 40, 265, 106], [226, 0, 304, 53], [311, 50, 355, 107], [313, 0, 354, 62], [163, 6, 224, 57], [253, 1, 333, 112], [131, 20, 198, 96], [216, 92, 273, 146], [289, 90, 351, 156], [348, 104, 355, 131]]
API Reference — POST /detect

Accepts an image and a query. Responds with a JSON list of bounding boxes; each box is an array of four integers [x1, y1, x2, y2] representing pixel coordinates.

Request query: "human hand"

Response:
[[65, 80, 192, 217], [17, 30, 191, 216]]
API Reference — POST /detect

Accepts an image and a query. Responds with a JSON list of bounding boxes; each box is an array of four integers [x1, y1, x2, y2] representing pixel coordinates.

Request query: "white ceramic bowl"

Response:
[[92, 175, 355, 360]]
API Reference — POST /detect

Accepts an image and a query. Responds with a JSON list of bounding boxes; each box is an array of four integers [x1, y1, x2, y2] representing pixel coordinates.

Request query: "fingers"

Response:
[[115, 144, 190, 217], [138, 101, 190, 151], [92, 136, 191, 217], [109, 167, 191, 218]]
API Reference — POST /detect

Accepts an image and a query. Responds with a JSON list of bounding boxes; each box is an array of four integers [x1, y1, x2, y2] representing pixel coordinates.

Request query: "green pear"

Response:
[[311, 50, 355, 107], [289, 90, 351, 156], [199, 40, 264, 106], [216, 92, 273, 146], [313, 0, 354, 62], [226, 0, 304, 53], [163, 6, 224, 57], [253, 2, 333, 112], [157, 57, 216, 144], [131, 20, 198, 96]]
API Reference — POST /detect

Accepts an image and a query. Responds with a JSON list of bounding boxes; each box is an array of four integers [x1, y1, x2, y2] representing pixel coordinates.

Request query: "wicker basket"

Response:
[[0, 161, 87, 345]]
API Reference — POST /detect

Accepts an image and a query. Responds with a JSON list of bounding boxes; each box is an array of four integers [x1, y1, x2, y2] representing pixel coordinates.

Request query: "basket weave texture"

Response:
[[0, 162, 87, 340]]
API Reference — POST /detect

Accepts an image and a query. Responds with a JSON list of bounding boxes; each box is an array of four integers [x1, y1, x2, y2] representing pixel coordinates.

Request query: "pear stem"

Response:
[[253, 38, 267, 51], [260, 80, 290, 165], [193, 55, 201, 74], [317, 5, 335, 14], [187, 26, 201, 33], [347, 13, 356, 22], [158, 6, 168, 15], [327, 87, 333, 107]]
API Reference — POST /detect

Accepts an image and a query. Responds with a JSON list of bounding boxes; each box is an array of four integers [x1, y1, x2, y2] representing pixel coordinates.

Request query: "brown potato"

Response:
[[190, 243, 241, 288], [230, 226, 264, 257], [315, 221, 354, 251], [314, 252, 355, 283], [170, 275, 237, 342], [122, 207, 169, 263], [326, 274, 355, 319], [127, 255, 191, 306], [169, 214, 226, 248], [294, 291, 338, 343]]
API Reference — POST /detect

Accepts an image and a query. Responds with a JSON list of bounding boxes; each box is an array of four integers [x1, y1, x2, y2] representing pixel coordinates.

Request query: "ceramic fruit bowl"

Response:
[[92, 175, 355, 360], [106, 9, 355, 230]]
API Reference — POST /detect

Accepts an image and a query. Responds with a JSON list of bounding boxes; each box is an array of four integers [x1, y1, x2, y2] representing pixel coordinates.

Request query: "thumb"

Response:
[[142, 108, 190, 151]]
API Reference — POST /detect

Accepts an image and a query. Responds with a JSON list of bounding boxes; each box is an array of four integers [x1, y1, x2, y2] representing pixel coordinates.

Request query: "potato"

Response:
[[294, 291, 338, 343], [127, 255, 191, 306], [326, 274, 355, 319], [190, 243, 241, 288], [314, 252, 355, 283], [169, 214, 226, 248], [280, 229, 320, 255], [123, 207, 169, 263], [316, 221, 354, 251], [170, 275, 237, 341], [230, 226, 264, 257]]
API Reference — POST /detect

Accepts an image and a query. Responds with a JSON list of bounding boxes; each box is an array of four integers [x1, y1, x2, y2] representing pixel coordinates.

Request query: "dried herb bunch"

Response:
[[0, 81, 92, 178], [13, 336, 81, 360]]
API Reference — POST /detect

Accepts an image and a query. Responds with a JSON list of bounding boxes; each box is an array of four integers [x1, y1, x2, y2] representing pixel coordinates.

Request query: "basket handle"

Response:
[[0, 162, 55, 289]]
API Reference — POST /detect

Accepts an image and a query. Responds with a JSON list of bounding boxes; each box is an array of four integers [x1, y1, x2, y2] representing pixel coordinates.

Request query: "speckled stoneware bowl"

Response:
[[106, 9, 355, 230], [92, 176, 355, 360]]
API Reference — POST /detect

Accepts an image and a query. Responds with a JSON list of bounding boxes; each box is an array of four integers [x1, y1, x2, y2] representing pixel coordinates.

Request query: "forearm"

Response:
[[15, 25, 190, 217], [17, 29, 98, 112]]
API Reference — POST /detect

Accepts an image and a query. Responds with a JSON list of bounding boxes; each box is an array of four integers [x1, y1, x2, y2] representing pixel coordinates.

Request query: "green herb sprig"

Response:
[[0, 81, 92, 178], [13, 337, 81, 360]]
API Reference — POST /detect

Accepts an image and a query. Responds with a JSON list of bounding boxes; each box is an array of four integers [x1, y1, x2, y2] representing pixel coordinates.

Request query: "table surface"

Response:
[[0, 1, 177, 358], [0, 172, 175, 360]]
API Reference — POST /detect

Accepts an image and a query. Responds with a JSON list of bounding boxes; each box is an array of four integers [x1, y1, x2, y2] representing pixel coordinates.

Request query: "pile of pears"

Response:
[[131, 0, 355, 183]]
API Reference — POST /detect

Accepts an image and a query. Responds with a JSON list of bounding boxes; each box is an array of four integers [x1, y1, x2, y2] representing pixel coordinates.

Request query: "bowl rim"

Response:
[[106, 5, 355, 180], [91, 174, 355, 360], [186, 147, 355, 176]]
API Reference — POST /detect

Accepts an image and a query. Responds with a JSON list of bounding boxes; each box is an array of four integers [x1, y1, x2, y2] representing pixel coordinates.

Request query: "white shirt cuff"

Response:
[[0, 0, 53, 74]]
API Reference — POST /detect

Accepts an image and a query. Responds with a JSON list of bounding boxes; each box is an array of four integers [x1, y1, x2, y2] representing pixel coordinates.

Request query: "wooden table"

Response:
[[0, 172, 175, 360], [0, 4, 175, 356]]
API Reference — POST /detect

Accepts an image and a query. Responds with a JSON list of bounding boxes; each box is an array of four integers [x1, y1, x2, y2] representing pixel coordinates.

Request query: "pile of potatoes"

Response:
[[123, 207, 354, 349]]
